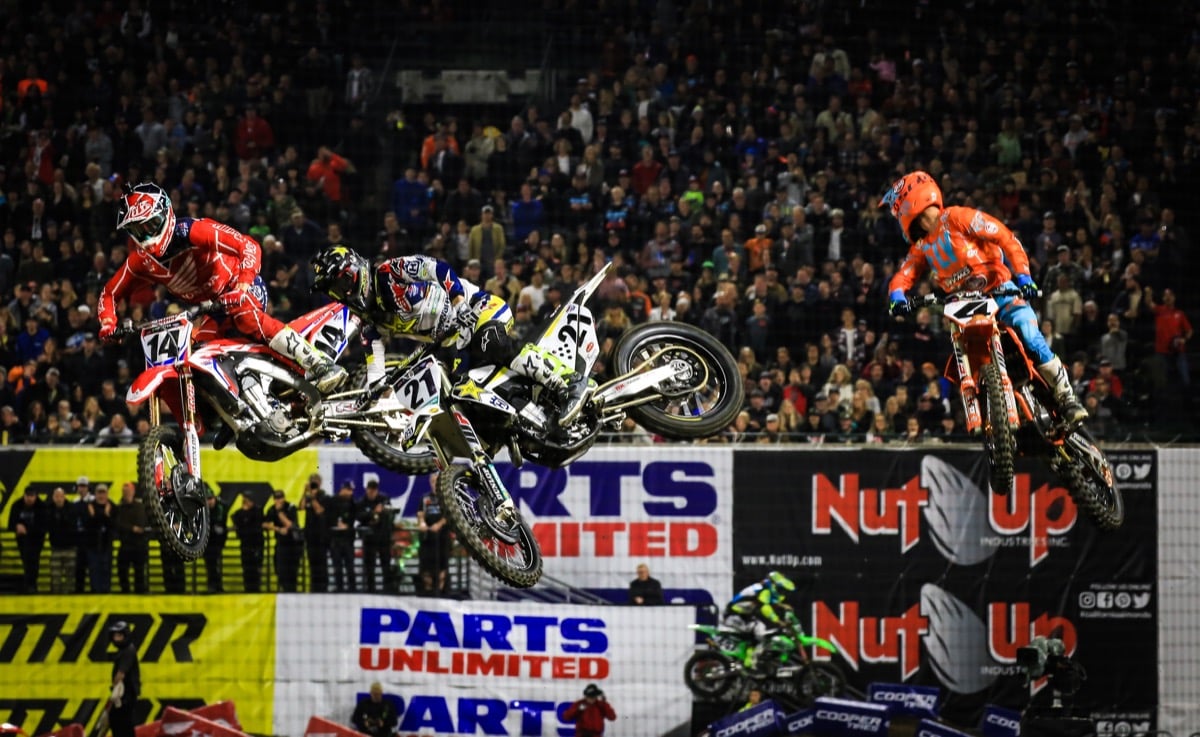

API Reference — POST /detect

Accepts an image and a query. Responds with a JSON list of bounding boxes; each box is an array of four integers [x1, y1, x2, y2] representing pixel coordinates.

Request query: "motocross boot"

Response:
[[1037, 356, 1088, 428], [269, 326, 348, 394], [507, 344, 581, 421]]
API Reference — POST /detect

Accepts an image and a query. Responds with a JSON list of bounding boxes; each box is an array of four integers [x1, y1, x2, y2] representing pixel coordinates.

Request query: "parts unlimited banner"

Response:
[[732, 448, 1156, 729]]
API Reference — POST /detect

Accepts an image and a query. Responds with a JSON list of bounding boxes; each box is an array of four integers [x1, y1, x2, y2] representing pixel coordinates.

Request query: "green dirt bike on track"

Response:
[[684, 609, 847, 711]]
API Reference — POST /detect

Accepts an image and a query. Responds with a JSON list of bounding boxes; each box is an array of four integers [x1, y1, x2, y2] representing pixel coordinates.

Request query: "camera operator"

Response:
[[299, 473, 330, 592], [563, 684, 616, 737], [351, 682, 397, 737], [264, 490, 303, 592], [357, 480, 395, 593]]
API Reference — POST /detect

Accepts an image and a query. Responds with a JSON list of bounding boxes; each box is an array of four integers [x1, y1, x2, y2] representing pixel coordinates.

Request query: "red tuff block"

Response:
[[303, 716, 370, 737]]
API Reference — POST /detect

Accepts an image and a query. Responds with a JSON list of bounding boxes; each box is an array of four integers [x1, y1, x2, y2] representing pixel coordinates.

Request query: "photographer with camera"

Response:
[[563, 683, 616, 737], [357, 480, 396, 594], [265, 490, 303, 592], [203, 487, 228, 593], [328, 481, 358, 592], [300, 473, 331, 592], [351, 681, 397, 737], [1017, 635, 1090, 737]]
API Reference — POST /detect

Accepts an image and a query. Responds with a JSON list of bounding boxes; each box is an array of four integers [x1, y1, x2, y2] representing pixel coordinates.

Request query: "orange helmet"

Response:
[[880, 171, 943, 242]]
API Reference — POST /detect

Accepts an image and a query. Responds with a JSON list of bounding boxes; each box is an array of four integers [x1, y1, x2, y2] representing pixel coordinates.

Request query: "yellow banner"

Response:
[[0, 446, 321, 520], [0, 594, 276, 736]]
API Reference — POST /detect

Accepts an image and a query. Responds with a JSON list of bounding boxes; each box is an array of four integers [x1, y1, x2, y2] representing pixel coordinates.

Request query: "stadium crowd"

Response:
[[0, 0, 1194, 451]]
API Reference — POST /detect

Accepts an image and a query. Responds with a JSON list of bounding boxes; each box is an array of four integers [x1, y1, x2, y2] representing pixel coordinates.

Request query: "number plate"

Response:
[[397, 356, 442, 411], [944, 297, 998, 323], [141, 318, 192, 368]]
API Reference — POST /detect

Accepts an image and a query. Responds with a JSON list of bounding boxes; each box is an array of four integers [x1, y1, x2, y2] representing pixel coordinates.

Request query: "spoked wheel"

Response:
[[611, 323, 744, 439], [795, 662, 846, 704], [981, 363, 1016, 495], [437, 465, 542, 588], [684, 651, 739, 700], [348, 355, 437, 475], [137, 425, 210, 560], [1054, 433, 1124, 530]]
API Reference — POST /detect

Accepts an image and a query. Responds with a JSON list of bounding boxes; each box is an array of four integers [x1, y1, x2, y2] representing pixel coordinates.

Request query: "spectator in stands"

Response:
[[415, 475, 451, 597], [328, 480, 358, 593], [1145, 287, 1193, 387], [628, 563, 665, 605], [358, 480, 395, 594], [82, 483, 115, 593], [233, 496, 265, 593], [115, 482, 148, 594], [266, 490, 303, 593], [204, 489, 228, 594], [300, 474, 331, 593], [8, 488, 47, 593], [46, 487, 79, 594]]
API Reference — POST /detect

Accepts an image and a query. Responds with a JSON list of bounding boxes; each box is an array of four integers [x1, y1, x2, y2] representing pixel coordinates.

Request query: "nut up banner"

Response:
[[732, 448, 1157, 730]]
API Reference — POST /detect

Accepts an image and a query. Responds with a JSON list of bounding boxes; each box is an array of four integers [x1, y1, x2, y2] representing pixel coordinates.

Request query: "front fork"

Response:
[[179, 366, 202, 480], [953, 328, 1020, 433], [435, 408, 516, 523]]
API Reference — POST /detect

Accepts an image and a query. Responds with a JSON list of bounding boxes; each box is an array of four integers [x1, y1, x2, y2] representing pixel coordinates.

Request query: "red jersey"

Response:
[[1153, 304, 1193, 354], [888, 207, 1031, 295], [99, 217, 261, 329]]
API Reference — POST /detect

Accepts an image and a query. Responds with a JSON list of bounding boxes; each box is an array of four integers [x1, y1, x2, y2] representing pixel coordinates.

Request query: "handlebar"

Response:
[[111, 300, 218, 340], [905, 287, 1038, 309]]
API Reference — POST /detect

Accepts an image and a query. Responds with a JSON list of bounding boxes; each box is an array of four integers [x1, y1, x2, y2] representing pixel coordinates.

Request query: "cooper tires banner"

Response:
[[273, 594, 694, 736], [732, 447, 1157, 729]]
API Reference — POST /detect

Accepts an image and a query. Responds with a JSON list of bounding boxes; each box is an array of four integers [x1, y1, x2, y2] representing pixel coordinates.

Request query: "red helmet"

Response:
[[880, 171, 943, 242], [117, 182, 176, 258]]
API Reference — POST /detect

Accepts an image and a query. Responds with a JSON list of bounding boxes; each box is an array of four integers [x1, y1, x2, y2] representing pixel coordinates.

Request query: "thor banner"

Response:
[[732, 447, 1156, 730], [0, 595, 276, 736], [273, 594, 694, 736], [318, 445, 734, 604]]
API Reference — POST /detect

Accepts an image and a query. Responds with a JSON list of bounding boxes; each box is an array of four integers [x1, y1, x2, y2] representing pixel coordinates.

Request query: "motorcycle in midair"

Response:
[[345, 261, 745, 587], [683, 607, 846, 710], [118, 299, 423, 559], [903, 288, 1123, 529]]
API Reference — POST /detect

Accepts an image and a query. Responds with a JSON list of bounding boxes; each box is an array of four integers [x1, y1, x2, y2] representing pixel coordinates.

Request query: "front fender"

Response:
[[127, 365, 179, 405]]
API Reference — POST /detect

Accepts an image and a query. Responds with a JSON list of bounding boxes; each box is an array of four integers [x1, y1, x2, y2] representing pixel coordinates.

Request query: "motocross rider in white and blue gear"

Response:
[[311, 246, 588, 425]]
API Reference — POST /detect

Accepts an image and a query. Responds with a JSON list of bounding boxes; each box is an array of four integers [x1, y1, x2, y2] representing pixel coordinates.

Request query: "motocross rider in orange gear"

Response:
[[882, 171, 1088, 427]]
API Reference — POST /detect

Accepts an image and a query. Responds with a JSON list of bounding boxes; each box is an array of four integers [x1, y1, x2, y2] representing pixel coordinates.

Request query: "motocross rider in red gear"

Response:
[[98, 182, 346, 393], [882, 171, 1088, 427]]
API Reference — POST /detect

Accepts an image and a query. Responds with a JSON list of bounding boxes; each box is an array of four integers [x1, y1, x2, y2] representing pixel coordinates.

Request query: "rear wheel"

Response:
[[348, 356, 437, 475], [684, 651, 739, 700], [138, 425, 210, 560], [437, 465, 542, 588], [611, 322, 744, 439], [1054, 434, 1124, 530], [981, 363, 1016, 495]]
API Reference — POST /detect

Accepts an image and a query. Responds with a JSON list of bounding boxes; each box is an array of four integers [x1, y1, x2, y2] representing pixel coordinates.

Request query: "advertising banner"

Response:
[[0, 595, 275, 736], [273, 594, 694, 737], [319, 446, 733, 604], [733, 448, 1157, 728], [0, 447, 320, 522]]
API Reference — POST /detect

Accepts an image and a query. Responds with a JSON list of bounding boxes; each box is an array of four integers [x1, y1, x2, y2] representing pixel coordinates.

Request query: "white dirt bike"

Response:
[[349, 262, 744, 587]]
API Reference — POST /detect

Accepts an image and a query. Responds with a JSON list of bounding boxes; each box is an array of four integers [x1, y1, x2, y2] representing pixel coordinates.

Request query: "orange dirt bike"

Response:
[[905, 289, 1123, 530]]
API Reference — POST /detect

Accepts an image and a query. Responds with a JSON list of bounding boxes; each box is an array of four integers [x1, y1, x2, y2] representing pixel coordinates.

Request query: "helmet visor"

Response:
[[325, 270, 359, 304], [125, 213, 165, 243]]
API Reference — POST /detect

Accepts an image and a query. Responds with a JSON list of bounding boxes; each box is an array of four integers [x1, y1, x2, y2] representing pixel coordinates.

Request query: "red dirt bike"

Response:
[[116, 301, 413, 559], [905, 289, 1123, 530]]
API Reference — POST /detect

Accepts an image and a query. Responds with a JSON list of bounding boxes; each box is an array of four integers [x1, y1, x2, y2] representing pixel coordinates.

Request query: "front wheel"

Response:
[[611, 322, 744, 439], [348, 356, 438, 475], [981, 362, 1016, 495], [437, 465, 542, 588], [684, 651, 739, 700], [138, 425, 210, 560], [795, 662, 846, 704], [1054, 434, 1124, 530]]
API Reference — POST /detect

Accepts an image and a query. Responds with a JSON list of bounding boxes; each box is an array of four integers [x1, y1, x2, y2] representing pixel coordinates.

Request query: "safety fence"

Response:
[[0, 445, 1196, 737]]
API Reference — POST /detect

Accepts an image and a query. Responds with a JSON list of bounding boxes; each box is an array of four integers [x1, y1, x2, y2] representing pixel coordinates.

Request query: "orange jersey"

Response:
[[888, 207, 1031, 295]]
